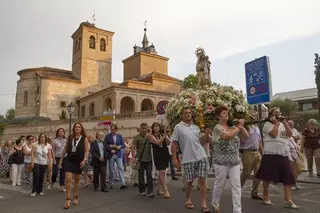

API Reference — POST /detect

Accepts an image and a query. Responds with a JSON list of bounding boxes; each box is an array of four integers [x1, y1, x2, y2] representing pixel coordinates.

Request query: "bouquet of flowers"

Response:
[[165, 84, 250, 128]]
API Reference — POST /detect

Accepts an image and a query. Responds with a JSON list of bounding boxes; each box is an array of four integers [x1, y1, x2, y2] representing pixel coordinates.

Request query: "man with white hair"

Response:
[[90, 132, 108, 192], [287, 120, 303, 190], [287, 120, 301, 144]]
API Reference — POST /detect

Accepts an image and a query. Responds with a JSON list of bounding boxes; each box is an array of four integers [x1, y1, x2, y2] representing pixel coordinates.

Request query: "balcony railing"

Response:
[[115, 110, 157, 119]]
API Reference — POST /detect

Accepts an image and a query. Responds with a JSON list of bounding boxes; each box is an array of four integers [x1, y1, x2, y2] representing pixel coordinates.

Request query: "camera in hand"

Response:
[[276, 115, 286, 121]]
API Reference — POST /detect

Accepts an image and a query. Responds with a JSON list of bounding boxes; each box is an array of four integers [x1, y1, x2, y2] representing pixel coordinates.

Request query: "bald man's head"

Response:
[[287, 120, 294, 128], [96, 132, 104, 140]]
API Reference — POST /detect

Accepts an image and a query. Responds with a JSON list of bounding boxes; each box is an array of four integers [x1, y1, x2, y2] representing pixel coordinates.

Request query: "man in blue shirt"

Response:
[[105, 124, 129, 190]]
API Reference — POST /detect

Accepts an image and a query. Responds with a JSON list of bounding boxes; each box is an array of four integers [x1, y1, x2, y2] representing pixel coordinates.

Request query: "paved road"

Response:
[[0, 177, 319, 213]]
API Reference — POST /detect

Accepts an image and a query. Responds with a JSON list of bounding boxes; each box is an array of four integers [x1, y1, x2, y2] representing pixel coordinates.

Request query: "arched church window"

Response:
[[89, 36, 95, 49], [100, 38, 106, 51], [23, 91, 28, 106], [78, 36, 81, 51]]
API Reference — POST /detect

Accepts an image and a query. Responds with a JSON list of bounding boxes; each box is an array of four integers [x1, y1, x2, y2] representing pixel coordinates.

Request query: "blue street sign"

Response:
[[245, 56, 272, 105]]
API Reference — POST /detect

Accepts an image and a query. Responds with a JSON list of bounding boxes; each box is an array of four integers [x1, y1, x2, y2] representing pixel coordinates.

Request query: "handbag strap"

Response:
[[138, 137, 148, 160]]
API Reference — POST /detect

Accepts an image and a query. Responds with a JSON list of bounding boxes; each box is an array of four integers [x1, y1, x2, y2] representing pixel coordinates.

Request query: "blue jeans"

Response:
[[169, 155, 176, 177], [108, 155, 125, 186], [52, 157, 65, 186], [24, 162, 32, 186]]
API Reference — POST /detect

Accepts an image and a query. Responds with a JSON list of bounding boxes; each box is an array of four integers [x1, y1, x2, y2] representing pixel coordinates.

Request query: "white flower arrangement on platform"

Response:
[[165, 84, 249, 128]]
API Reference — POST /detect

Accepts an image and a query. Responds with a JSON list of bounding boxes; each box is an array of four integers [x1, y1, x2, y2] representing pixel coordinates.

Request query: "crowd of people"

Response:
[[0, 105, 319, 212]]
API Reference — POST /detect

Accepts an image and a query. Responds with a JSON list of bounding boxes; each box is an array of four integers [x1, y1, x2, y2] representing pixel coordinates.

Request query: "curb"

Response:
[[296, 180, 320, 184]]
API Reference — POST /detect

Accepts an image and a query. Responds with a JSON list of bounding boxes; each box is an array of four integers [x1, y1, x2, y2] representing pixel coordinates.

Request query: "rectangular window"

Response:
[[81, 105, 85, 117], [89, 102, 95, 117], [302, 103, 313, 111], [60, 101, 66, 108]]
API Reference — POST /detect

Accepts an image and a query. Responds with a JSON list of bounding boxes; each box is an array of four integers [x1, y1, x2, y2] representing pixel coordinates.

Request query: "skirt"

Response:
[[64, 159, 83, 174], [256, 154, 295, 186], [154, 156, 169, 171]]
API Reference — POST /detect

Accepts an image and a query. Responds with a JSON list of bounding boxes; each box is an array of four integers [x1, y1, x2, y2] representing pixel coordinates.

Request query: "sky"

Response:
[[1, 0, 320, 115]]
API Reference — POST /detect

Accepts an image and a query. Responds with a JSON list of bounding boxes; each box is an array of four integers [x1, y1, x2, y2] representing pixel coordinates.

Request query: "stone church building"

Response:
[[15, 22, 182, 120]]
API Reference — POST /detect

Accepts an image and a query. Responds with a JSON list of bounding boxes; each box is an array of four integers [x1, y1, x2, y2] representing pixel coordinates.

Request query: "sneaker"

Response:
[[291, 186, 296, 190], [47, 185, 52, 190], [147, 192, 155, 197], [295, 185, 302, 190], [39, 192, 44, 196], [140, 192, 147, 196], [30, 193, 36, 197], [16, 183, 21, 186], [120, 185, 129, 190]]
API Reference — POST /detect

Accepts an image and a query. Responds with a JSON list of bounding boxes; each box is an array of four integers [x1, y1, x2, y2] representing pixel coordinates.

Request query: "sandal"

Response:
[[262, 196, 273, 205], [212, 205, 221, 213], [73, 196, 79, 206], [251, 194, 263, 200], [201, 207, 210, 213], [64, 198, 71, 209], [185, 203, 194, 209], [163, 190, 170, 199], [157, 189, 164, 195], [284, 201, 300, 209]]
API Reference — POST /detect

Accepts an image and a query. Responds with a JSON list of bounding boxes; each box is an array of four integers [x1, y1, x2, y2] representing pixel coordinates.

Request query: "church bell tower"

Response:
[[71, 21, 115, 91]]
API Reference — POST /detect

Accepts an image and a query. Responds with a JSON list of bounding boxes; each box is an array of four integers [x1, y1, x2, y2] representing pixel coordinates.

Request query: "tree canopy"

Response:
[[0, 108, 15, 120], [182, 74, 199, 89], [269, 98, 298, 117], [182, 74, 221, 89], [5, 108, 15, 120]]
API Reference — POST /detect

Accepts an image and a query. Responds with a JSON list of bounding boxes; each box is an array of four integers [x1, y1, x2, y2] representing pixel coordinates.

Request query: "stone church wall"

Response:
[[1, 115, 162, 141], [15, 71, 39, 118], [79, 59, 112, 96], [39, 79, 81, 120]]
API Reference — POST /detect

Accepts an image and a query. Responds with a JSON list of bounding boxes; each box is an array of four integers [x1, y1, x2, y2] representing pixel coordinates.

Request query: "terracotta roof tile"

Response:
[[136, 71, 182, 82], [32, 67, 80, 82]]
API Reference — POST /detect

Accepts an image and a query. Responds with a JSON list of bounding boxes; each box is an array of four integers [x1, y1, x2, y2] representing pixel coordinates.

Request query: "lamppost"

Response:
[[35, 100, 40, 117], [67, 102, 76, 136]]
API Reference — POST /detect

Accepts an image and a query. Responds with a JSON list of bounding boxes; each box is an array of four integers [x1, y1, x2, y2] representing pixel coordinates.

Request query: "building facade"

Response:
[[15, 22, 181, 120], [273, 87, 318, 111]]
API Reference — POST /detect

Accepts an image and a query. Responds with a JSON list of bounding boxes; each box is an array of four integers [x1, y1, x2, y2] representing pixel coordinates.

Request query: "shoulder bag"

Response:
[[131, 138, 148, 170]]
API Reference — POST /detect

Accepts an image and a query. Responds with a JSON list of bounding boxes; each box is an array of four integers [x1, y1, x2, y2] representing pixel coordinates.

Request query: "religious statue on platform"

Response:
[[195, 47, 212, 87]]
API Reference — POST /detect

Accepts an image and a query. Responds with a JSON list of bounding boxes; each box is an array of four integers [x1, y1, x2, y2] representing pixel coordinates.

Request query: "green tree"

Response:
[[269, 98, 298, 117], [314, 54, 320, 116], [182, 74, 199, 89], [182, 74, 223, 90], [0, 114, 4, 120], [59, 110, 67, 120], [5, 108, 15, 120]]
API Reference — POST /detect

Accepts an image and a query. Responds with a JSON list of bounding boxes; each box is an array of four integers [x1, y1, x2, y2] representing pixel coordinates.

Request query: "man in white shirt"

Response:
[[288, 120, 301, 144], [172, 108, 211, 212]]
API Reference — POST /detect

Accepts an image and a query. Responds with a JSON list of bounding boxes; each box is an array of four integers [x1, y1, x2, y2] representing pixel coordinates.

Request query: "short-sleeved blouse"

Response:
[[211, 124, 241, 166], [262, 121, 291, 160]]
